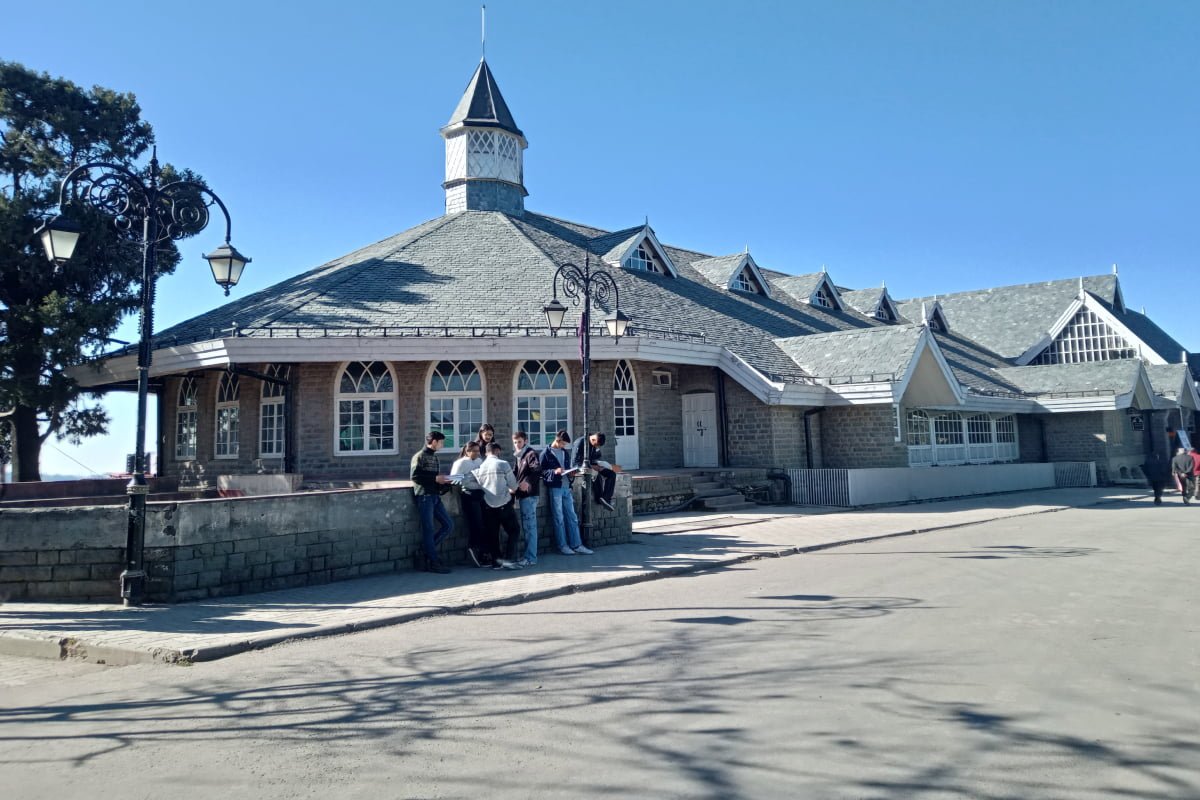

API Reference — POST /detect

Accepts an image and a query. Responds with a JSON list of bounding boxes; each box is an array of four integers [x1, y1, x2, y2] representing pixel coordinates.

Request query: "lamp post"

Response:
[[542, 256, 630, 546], [37, 148, 249, 606]]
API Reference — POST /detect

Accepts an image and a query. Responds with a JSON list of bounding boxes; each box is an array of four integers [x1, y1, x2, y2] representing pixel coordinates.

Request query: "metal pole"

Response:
[[121, 156, 159, 606], [580, 271, 592, 547]]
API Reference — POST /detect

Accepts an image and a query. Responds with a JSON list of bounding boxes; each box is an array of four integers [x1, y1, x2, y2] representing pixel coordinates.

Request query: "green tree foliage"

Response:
[[0, 61, 200, 481]]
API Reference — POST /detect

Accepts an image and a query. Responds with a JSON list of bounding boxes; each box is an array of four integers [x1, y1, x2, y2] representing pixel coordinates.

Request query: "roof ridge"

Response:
[[900, 273, 1114, 304], [498, 213, 567, 271]]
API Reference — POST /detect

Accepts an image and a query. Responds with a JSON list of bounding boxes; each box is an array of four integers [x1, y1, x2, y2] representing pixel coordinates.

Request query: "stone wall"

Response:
[[0, 477, 633, 603], [820, 405, 909, 468]]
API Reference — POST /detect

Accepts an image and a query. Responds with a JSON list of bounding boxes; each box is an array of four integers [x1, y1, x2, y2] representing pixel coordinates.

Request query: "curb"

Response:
[[0, 494, 1138, 665]]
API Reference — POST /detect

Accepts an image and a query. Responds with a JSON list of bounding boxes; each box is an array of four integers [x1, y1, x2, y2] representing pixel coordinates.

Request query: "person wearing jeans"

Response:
[[540, 431, 590, 555], [512, 431, 542, 566], [410, 430, 454, 573]]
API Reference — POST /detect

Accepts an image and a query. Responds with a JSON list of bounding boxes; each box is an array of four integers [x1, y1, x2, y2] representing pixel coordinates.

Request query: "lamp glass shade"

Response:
[[205, 243, 251, 291], [543, 298, 567, 332], [604, 308, 631, 338], [37, 217, 82, 265]]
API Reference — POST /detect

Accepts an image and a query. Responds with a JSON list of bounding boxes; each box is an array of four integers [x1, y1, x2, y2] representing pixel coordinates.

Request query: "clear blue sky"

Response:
[[7, 0, 1198, 477]]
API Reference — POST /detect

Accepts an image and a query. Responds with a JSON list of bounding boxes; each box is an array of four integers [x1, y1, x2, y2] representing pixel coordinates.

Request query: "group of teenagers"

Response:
[[409, 423, 619, 573]]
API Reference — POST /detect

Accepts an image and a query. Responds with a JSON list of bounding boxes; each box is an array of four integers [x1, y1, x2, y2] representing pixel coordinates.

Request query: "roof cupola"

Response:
[[441, 59, 527, 215]]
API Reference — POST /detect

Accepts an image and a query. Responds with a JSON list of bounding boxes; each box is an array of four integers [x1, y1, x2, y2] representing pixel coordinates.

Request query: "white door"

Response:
[[683, 392, 719, 467], [613, 360, 639, 469]]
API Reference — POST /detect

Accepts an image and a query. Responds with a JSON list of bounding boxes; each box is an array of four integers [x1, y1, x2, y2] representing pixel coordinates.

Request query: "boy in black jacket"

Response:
[[410, 431, 453, 573]]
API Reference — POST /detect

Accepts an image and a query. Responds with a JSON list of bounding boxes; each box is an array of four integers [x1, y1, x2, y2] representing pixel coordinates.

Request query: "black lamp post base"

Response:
[[119, 569, 147, 606]]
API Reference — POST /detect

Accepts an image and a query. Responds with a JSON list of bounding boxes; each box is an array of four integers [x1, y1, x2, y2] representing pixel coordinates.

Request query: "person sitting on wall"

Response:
[[572, 431, 617, 512], [410, 431, 454, 574]]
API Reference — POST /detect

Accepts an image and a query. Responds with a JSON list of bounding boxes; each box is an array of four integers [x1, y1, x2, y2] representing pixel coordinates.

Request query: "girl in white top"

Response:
[[451, 442, 483, 477]]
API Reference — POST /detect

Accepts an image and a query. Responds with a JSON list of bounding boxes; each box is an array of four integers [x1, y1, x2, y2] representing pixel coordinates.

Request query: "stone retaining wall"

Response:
[[0, 476, 633, 603]]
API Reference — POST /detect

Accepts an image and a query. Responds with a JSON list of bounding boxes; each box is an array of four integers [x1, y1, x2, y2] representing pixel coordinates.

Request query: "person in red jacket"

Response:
[[1191, 447, 1200, 500]]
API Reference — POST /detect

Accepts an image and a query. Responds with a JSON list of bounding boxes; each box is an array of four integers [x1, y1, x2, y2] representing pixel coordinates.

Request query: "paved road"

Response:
[[2, 499, 1197, 799]]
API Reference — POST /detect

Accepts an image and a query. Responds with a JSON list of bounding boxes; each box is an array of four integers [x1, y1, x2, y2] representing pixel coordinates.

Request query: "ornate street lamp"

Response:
[[543, 256, 630, 546], [39, 148, 249, 606]]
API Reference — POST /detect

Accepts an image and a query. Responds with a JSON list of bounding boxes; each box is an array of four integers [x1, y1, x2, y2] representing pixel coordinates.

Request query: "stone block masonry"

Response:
[[0, 476, 633, 603]]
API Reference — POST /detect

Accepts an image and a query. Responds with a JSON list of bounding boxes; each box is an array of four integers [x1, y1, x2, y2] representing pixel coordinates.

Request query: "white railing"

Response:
[[1053, 461, 1097, 488], [787, 469, 851, 506]]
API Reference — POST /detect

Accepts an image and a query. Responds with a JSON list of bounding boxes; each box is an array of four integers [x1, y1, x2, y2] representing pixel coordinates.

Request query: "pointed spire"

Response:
[[1077, 276, 1086, 300], [1112, 263, 1119, 275], [921, 302, 928, 326], [881, 279, 886, 289], [820, 264, 827, 273], [445, 59, 523, 137]]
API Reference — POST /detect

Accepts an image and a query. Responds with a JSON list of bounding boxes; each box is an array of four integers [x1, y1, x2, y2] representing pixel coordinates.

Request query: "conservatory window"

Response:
[[905, 409, 933, 466], [932, 412, 966, 464], [1030, 309, 1136, 365], [995, 415, 1018, 461]]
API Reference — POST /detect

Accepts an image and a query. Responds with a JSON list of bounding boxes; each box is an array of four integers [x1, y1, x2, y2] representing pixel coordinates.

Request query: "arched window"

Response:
[[259, 364, 289, 458], [214, 373, 240, 459], [336, 361, 396, 454], [428, 360, 484, 450], [175, 377, 198, 460], [932, 412, 966, 465], [515, 360, 570, 448], [613, 360, 639, 469], [966, 413, 995, 463]]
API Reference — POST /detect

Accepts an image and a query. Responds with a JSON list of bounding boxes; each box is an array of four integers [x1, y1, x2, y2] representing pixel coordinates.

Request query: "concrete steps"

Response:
[[689, 473, 760, 512]]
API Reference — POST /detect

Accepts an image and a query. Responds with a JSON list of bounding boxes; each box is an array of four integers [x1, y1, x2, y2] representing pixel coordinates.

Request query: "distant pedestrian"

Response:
[[511, 430, 542, 566], [572, 431, 616, 512], [1142, 451, 1171, 505], [450, 442, 490, 567], [465, 442, 523, 570], [1170, 447, 1194, 505], [541, 430, 588, 555], [1190, 447, 1200, 500], [410, 431, 454, 573]]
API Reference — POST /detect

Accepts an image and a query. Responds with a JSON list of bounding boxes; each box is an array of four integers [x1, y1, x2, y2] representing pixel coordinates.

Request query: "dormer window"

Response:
[[625, 243, 665, 274], [875, 302, 897, 322], [733, 267, 764, 294], [813, 284, 837, 309], [928, 308, 948, 333]]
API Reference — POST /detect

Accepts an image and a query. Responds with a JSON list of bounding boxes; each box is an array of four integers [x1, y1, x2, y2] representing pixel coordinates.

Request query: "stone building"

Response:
[[75, 59, 1198, 489]]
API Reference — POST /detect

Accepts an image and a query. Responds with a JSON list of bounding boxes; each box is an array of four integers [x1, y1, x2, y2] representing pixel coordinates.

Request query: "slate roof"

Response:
[[841, 287, 887, 316], [445, 59, 523, 137], [690, 254, 746, 289], [994, 360, 1144, 397], [775, 325, 923, 381], [1144, 363, 1192, 397], [1119, 308, 1188, 364], [127, 208, 1190, 406], [770, 272, 829, 305], [897, 276, 1121, 360]]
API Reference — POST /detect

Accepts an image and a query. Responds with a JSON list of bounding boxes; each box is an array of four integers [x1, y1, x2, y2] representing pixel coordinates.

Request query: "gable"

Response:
[[1029, 306, 1136, 365], [604, 226, 678, 277]]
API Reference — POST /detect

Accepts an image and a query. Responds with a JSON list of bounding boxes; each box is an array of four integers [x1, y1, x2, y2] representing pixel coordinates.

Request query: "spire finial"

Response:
[[921, 301, 928, 326], [744, 244, 749, 254], [481, 5, 486, 59], [1112, 262, 1119, 275], [1077, 276, 1085, 299], [820, 263, 827, 274], [644, 215, 648, 227], [881, 279, 886, 289]]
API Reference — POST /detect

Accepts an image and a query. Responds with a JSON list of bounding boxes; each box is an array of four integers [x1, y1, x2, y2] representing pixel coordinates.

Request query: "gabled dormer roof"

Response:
[[841, 286, 899, 322], [691, 252, 772, 297], [923, 301, 949, 332], [773, 271, 845, 311], [444, 59, 524, 139], [601, 224, 678, 277]]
